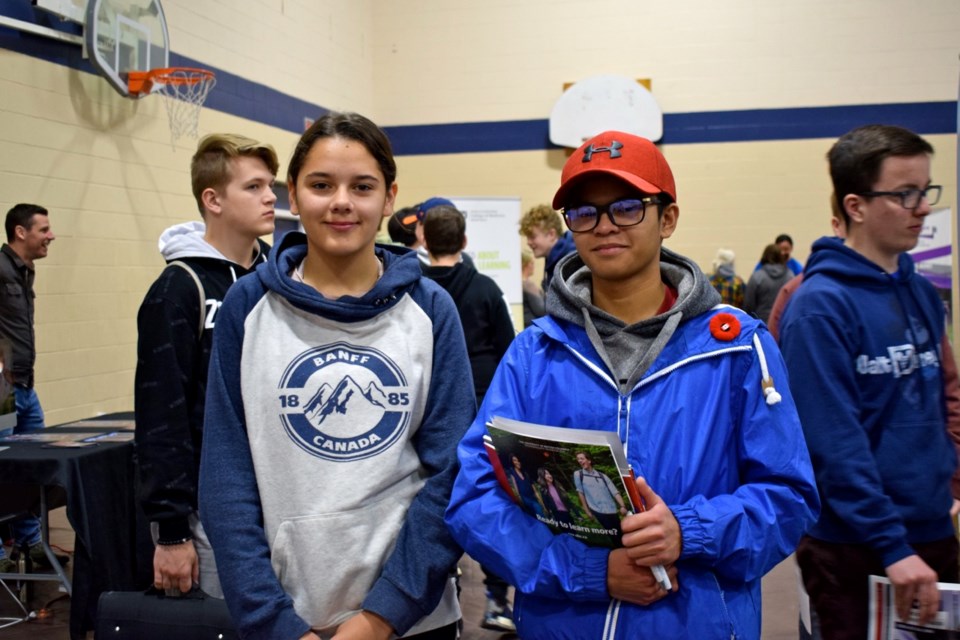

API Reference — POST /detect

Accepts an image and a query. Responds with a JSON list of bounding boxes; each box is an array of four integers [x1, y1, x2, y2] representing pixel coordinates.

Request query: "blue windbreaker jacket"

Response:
[[446, 305, 820, 639]]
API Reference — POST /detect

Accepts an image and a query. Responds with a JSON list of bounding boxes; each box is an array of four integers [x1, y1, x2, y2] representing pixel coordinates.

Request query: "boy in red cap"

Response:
[[446, 131, 819, 639]]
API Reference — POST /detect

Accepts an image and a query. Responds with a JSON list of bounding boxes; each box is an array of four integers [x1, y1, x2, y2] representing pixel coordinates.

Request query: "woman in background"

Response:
[[745, 243, 791, 324]]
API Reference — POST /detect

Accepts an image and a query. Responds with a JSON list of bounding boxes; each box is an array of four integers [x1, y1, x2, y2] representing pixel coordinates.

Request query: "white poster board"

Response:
[[448, 196, 522, 304]]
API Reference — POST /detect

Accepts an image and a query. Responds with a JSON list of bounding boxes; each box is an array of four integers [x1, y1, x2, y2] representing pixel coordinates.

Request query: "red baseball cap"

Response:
[[552, 131, 676, 209]]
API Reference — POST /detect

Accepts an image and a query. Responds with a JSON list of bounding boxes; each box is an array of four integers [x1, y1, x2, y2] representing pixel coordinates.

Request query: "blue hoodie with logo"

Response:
[[198, 232, 474, 640], [779, 236, 954, 567]]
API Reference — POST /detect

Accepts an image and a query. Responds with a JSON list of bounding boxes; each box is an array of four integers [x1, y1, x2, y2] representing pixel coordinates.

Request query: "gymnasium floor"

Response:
[[0, 507, 802, 639]]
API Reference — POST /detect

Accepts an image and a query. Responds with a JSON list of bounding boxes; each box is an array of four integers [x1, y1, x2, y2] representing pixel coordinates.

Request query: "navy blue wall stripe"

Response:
[[1, 6, 956, 155], [664, 102, 957, 144], [384, 103, 958, 154], [384, 119, 553, 155], [168, 52, 329, 135]]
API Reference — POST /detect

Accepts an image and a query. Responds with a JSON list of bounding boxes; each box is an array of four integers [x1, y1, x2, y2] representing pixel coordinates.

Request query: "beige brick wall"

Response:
[[0, 46, 303, 425], [373, 0, 960, 123], [0, 0, 957, 423], [162, 0, 376, 114]]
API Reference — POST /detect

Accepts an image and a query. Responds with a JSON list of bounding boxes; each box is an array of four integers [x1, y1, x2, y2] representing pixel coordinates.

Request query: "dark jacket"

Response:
[[0, 244, 36, 386], [134, 221, 269, 542], [422, 259, 515, 403]]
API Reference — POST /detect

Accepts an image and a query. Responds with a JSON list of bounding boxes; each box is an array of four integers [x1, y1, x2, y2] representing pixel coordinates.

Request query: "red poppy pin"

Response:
[[709, 312, 741, 341]]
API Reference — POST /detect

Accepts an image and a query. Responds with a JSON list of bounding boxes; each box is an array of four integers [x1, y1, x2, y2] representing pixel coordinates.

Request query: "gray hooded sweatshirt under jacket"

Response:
[[545, 246, 722, 394]]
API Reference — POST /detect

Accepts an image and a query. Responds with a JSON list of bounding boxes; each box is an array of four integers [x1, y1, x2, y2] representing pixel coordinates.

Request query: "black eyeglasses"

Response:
[[563, 197, 660, 233], [856, 185, 942, 210]]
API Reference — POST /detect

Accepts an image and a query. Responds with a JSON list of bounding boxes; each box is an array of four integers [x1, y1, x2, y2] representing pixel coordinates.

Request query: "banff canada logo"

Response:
[[277, 342, 411, 461]]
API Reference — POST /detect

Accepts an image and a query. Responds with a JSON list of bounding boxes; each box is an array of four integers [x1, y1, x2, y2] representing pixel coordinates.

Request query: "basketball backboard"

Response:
[[549, 75, 664, 148], [84, 0, 169, 98]]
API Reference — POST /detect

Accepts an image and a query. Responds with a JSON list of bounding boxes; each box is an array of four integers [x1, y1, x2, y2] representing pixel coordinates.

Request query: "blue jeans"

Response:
[[0, 386, 45, 557], [13, 386, 45, 433]]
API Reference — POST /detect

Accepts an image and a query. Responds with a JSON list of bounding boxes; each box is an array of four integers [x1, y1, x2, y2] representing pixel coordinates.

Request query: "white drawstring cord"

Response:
[[753, 333, 782, 405]]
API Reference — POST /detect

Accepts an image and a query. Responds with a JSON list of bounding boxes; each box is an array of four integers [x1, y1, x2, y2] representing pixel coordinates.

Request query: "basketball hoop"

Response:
[[128, 67, 216, 146]]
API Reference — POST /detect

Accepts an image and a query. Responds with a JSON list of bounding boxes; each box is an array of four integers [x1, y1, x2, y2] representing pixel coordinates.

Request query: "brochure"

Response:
[[868, 575, 960, 639], [485, 415, 671, 590]]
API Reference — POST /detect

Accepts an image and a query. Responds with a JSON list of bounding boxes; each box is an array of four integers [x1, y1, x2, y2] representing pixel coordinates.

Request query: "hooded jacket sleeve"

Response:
[[198, 282, 311, 640], [360, 284, 476, 635], [134, 265, 204, 543], [445, 333, 613, 602]]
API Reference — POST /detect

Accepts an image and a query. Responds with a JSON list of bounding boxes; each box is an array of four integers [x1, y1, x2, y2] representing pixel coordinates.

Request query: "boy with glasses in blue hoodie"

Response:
[[780, 124, 956, 640]]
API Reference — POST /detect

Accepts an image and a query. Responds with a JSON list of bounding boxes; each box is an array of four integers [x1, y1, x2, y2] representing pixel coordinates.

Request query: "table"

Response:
[[0, 413, 152, 638]]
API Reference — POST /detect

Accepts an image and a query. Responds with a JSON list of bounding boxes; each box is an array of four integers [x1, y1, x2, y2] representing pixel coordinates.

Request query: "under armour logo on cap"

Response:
[[582, 141, 623, 162], [552, 130, 677, 209]]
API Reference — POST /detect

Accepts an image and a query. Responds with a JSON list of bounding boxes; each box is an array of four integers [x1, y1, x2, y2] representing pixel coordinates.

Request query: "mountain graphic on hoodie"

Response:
[[303, 375, 388, 436]]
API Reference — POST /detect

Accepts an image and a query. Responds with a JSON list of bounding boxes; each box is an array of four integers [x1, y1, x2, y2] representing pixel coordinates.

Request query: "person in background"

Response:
[[744, 243, 791, 323], [199, 112, 473, 640], [446, 130, 818, 639], [754, 233, 803, 276], [0, 339, 14, 422], [386, 206, 420, 249], [709, 248, 744, 308], [776, 234, 804, 275], [410, 197, 454, 266], [135, 133, 279, 596], [521, 247, 545, 327], [420, 203, 518, 633], [780, 124, 956, 638], [387, 204, 430, 266], [420, 204, 515, 413], [519, 204, 576, 290], [0, 203, 57, 573], [767, 199, 845, 341]]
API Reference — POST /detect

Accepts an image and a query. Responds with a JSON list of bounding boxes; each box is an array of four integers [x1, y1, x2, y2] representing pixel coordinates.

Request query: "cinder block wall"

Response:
[[0, 0, 956, 423]]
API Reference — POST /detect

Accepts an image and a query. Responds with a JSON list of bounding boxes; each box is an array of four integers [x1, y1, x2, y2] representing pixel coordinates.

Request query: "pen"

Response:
[[625, 465, 673, 592]]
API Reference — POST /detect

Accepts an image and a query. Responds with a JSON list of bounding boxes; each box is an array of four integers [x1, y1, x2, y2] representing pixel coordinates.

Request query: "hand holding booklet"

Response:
[[868, 575, 960, 639], [485, 415, 672, 592]]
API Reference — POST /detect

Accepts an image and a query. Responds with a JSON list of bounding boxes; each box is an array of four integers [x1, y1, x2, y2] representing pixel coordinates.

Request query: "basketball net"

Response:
[[129, 68, 216, 147]]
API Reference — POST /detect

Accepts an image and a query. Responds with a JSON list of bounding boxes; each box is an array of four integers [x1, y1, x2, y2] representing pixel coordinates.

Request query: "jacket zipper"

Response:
[[712, 572, 737, 639]]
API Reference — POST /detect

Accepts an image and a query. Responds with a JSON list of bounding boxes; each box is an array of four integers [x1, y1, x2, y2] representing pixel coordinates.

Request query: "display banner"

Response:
[[911, 207, 953, 290], [448, 197, 523, 304], [910, 208, 953, 333]]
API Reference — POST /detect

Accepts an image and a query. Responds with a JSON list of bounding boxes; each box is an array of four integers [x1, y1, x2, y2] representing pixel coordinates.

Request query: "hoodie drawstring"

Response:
[[753, 333, 782, 406], [893, 276, 942, 406]]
